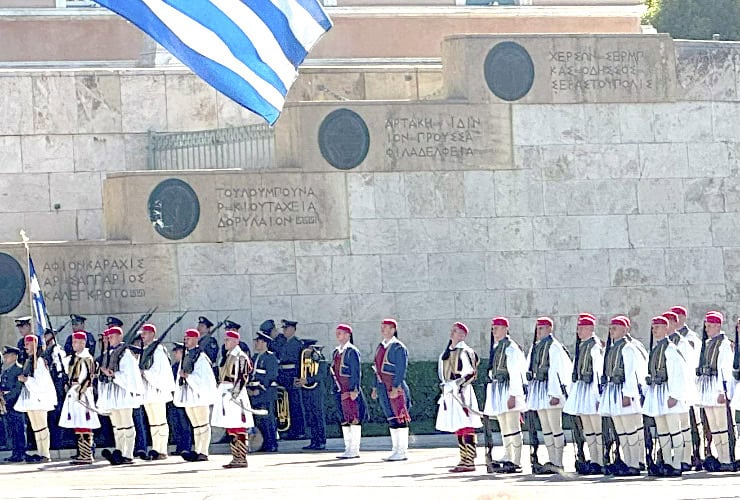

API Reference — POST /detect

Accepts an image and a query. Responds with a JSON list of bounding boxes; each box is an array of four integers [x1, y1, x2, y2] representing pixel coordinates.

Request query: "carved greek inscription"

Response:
[[549, 50, 653, 93], [385, 115, 481, 161], [40, 256, 147, 303], [216, 185, 321, 230]]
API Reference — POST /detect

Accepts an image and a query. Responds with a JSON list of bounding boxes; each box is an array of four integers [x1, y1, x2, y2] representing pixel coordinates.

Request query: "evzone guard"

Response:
[[331, 323, 367, 459]]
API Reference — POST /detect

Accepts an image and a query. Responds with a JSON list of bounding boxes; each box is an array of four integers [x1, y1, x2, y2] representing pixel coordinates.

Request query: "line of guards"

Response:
[[0, 314, 412, 467]]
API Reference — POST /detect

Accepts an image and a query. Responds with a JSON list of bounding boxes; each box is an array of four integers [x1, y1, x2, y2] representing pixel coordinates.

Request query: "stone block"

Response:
[[667, 213, 712, 247], [364, 71, 418, 100], [579, 215, 629, 249], [722, 177, 740, 212], [395, 291, 455, 320], [638, 143, 689, 178], [576, 144, 641, 179], [216, 91, 264, 128], [684, 178, 725, 213], [505, 288, 601, 317], [653, 102, 713, 143], [545, 180, 638, 215], [533, 145, 576, 181], [165, 74, 218, 132], [180, 274, 250, 311], [296, 256, 333, 294], [544, 250, 610, 288], [288, 71, 365, 102], [675, 41, 738, 101], [292, 294, 352, 323], [350, 293, 396, 321], [49, 172, 102, 211], [76, 209, 104, 241], [608, 248, 666, 286], [0, 213, 23, 242], [332, 255, 382, 294], [494, 169, 544, 216], [249, 296, 293, 324], [712, 102, 740, 142], [488, 217, 533, 251], [512, 104, 585, 145], [75, 75, 122, 134], [32, 75, 77, 134], [665, 248, 724, 285], [449, 218, 489, 252], [464, 171, 496, 217], [21, 135, 74, 173], [381, 254, 428, 292], [627, 214, 668, 248], [397, 218, 450, 254], [177, 243, 235, 276], [0, 76, 32, 135], [23, 211, 77, 242], [486, 251, 547, 289], [454, 290, 506, 319], [582, 104, 621, 143], [688, 142, 737, 178], [249, 274, 297, 297], [711, 213, 740, 247], [294, 240, 350, 257], [373, 173, 409, 218], [233, 241, 296, 274], [0, 173, 50, 212], [0, 136, 22, 174], [120, 74, 167, 133], [637, 179, 684, 214], [73, 135, 127, 172], [350, 219, 399, 255], [532, 216, 580, 250], [123, 134, 148, 171], [600, 286, 689, 331], [428, 253, 486, 291], [347, 173, 376, 219], [405, 172, 464, 218], [418, 70, 444, 100], [618, 103, 656, 143]]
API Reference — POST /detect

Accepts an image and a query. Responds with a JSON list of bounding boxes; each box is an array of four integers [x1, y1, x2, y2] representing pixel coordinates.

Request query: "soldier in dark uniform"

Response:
[[63, 314, 96, 357], [167, 343, 193, 455], [219, 320, 251, 368], [42, 328, 68, 450], [248, 331, 279, 452], [298, 339, 327, 451], [1, 346, 26, 462], [14, 317, 33, 365], [196, 316, 219, 377], [277, 319, 305, 440], [262, 320, 286, 358]]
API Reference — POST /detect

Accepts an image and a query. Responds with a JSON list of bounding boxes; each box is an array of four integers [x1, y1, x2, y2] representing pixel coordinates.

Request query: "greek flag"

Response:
[[28, 255, 50, 341], [95, 0, 332, 125]]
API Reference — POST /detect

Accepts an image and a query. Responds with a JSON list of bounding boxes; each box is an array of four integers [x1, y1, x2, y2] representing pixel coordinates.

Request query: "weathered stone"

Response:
[[488, 217, 533, 251], [73, 135, 126, 172], [724, 249, 740, 299], [249, 274, 297, 297], [688, 142, 737, 178], [381, 254, 428, 292], [454, 290, 506, 318], [637, 179, 684, 214], [712, 102, 740, 142], [684, 178, 725, 213], [233, 241, 295, 274], [0, 136, 22, 174], [417, 70, 445, 100], [332, 255, 382, 294], [120, 74, 167, 133], [494, 169, 544, 216], [123, 133, 148, 171], [449, 218, 489, 252], [512, 104, 584, 145], [464, 171, 496, 216], [249, 296, 293, 324], [216, 91, 264, 128], [665, 248, 724, 285], [75, 75, 122, 134], [600, 286, 689, 328], [180, 274, 250, 311], [506, 288, 600, 317], [722, 177, 740, 212], [405, 172, 465, 218], [486, 251, 547, 289], [653, 102, 713, 143], [667, 213, 712, 247], [627, 214, 668, 248], [350, 293, 396, 322], [288, 71, 365, 102], [675, 41, 738, 101], [582, 104, 621, 143], [32, 75, 77, 134], [608, 248, 666, 286], [76, 209, 104, 241], [294, 240, 350, 257], [534, 146, 577, 181], [397, 218, 450, 253], [638, 143, 689, 178], [532, 216, 580, 250], [618, 103, 656, 143], [711, 213, 740, 247], [0, 213, 23, 241], [23, 211, 77, 242], [350, 219, 399, 255], [364, 71, 418, 100], [580, 215, 629, 249], [177, 243, 235, 276], [0, 76, 32, 135], [21, 135, 74, 173], [165, 74, 218, 132], [395, 291, 455, 320], [296, 256, 333, 294], [292, 294, 352, 323], [347, 173, 376, 219], [544, 250, 610, 288], [0, 174, 50, 212], [578, 144, 641, 179], [373, 173, 409, 218], [49, 172, 102, 211], [428, 253, 486, 291], [545, 180, 637, 215]]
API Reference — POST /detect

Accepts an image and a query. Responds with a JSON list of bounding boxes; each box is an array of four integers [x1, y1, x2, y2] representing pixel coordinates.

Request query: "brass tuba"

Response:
[[276, 385, 290, 432], [299, 344, 321, 390]]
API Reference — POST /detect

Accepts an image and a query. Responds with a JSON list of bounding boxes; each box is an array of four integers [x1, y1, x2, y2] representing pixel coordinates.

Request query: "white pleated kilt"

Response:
[[141, 379, 174, 405], [598, 383, 642, 417], [525, 380, 563, 411], [483, 382, 525, 417], [641, 384, 687, 417], [59, 386, 101, 428], [96, 381, 142, 413], [211, 383, 255, 429], [435, 385, 482, 432], [14, 386, 56, 413], [563, 381, 600, 416], [696, 375, 726, 408], [731, 381, 740, 412]]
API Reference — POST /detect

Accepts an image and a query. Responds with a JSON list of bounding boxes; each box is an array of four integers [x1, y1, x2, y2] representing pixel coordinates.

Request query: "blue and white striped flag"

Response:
[[95, 0, 332, 125], [28, 255, 50, 341]]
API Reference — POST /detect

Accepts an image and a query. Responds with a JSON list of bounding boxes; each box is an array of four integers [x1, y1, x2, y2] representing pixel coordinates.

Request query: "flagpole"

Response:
[[19, 230, 37, 339]]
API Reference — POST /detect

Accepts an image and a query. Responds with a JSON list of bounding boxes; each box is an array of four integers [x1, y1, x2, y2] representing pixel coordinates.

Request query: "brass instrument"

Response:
[[298, 346, 321, 390], [276, 385, 290, 432]]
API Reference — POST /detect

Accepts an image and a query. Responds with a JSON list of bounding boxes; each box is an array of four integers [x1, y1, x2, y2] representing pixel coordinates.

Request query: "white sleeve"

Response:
[[622, 346, 640, 399], [506, 344, 525, 397], [590, 342, 604, 397], [666, 346, 686, 402], [547, 343, 567, 398], [114, 351, 144, 395]]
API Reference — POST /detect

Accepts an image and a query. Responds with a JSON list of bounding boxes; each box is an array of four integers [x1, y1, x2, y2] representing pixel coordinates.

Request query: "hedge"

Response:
[[644, 0, 740, 41]]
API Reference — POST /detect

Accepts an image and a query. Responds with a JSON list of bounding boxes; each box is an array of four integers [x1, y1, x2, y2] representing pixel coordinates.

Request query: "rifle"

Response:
[[696, 325, 713, 463], [569, 329, 588, 472], [644, 325, 659, 475], [600, 334, 621, 472], [123, 307, 158, 346], [205, 314, 230, 338], [525, 325, 542, 472], [139, 310, 189, 370], [55, 318, 72, 334], [483, 332, 496, 472]]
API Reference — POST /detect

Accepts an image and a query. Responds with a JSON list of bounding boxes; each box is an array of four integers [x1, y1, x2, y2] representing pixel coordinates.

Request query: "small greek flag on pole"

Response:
[[95, 0, 333, 125], [28, 255, 51, 340]]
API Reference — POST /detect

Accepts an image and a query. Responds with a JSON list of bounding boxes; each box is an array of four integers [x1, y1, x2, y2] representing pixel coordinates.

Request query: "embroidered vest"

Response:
[[574, 337, 597, 383], [603, 338, 627, 384], [490, 337, 511, 383], [646, 339, 669, 385], [528, 336, 553, 382]]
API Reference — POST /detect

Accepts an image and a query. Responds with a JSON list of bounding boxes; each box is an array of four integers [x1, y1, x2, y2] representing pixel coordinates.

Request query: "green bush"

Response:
[[644, 0, 740, 41]]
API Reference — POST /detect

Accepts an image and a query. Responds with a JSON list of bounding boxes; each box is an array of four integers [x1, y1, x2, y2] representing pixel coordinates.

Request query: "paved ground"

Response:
[[2, 436, 740, 499]]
